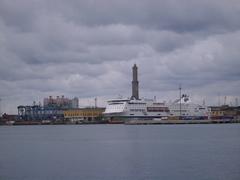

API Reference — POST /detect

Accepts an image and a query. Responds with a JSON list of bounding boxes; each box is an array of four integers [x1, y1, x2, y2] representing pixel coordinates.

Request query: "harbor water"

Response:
[[0, 124, 240, 180]]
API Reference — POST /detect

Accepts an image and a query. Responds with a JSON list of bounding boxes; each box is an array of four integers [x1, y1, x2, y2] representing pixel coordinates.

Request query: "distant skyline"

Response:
[[1, 0, 240, 113]]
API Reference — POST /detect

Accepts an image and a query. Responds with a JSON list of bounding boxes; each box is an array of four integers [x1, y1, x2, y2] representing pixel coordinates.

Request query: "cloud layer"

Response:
[[0, 0, 240, 113]]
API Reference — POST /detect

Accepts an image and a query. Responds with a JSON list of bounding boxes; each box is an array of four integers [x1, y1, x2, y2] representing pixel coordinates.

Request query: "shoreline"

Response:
[[1, 119, 240, 126]]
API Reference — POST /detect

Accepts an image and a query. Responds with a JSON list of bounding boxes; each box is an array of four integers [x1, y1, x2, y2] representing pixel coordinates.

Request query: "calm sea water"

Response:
[[0, 124, 239, 180]]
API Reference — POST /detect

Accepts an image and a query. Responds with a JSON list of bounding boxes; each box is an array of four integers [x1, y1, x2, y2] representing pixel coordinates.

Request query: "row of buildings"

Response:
[[13, 96, 106, 124], [0, 98, 240, 125], [17, 96, 79, 121]]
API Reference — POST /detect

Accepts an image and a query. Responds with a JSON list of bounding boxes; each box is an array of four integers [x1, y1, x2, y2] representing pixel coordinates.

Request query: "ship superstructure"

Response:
[[104, 98, 169, 120]]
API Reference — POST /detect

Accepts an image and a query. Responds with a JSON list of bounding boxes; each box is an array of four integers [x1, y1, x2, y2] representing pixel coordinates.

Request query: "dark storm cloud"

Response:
[[0, 0, 240, 113]]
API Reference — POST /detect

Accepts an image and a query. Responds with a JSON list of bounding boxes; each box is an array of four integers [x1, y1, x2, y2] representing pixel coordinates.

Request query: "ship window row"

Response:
[[148, 110, 170, 112], [110, 106, 123, 109], [65, 112, 100, 116], [153, 103, 165, 105], [128, 103, 146, 105], [130, 109, 145, 112], [109, 103, 124, 105], [111, 105, 123, 108], [147, 107, 169, 112], [172, 110, 187, 112]]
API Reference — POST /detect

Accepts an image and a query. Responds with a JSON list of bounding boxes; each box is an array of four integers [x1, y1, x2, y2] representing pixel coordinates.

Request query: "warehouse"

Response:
[[64, 108, 105, 123]]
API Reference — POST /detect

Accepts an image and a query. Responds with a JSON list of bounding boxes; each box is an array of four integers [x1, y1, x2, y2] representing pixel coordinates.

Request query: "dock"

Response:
[[125, 119, 240, 125]]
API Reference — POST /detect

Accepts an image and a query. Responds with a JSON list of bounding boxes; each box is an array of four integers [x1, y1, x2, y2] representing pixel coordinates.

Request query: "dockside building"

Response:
[[64, 108, 105, 123]]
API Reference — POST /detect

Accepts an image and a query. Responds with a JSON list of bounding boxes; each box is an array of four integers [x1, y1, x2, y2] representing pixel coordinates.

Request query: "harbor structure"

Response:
[[17, 105, 64, 121], [0, 113, 17, 125], [208, 106, 224, 119], [63, 108, 105, 123], [17, 96, 79, 121], [43, 96, 78, 109], [209, 105, 240, 120]]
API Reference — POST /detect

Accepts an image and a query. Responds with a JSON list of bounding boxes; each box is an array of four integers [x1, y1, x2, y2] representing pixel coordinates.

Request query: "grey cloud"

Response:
[[51, 0, 240, 33], [2, 0, 240, 33], [138, 31, 240, 93], [0, 0, 240, 113]]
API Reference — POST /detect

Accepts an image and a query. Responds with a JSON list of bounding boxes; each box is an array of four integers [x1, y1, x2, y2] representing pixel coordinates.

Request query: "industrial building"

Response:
[[64, 108, 105, 123], [43, 96, 78, 109], [17, 96, 79, 121], [17, 105, 64, 121], [209, 105, 240, 119]]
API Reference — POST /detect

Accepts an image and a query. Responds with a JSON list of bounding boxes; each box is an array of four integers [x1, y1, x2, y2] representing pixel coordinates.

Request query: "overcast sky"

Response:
[[1, 0, 240, 113]]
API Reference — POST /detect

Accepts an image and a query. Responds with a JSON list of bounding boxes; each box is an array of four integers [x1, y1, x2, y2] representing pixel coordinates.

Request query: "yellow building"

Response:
[[64, 108, 105, 122], [211, 110, 224, 116], [209, 106, 224, 119]]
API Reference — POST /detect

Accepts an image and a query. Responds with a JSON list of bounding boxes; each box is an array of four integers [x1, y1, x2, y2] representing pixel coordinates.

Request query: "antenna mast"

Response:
[[179, 84, 182, 119], [224, 96, 227, 105], [218, 93, 220, 106], [0, 98, 2, 117], [235, 98, 239, 107], [94, 97, 97, 108]]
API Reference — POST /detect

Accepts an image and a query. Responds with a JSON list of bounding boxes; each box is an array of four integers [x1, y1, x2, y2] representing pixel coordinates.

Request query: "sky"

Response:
[[0, 0, 240, 114]]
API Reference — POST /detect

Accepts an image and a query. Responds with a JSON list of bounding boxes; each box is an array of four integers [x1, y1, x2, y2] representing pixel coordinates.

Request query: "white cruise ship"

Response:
[[168, 94, 209, 120], [104, 98, 169, 120]]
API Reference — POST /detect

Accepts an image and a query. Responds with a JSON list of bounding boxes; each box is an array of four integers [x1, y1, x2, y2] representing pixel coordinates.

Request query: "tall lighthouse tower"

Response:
[[131, 64, 139, 100]]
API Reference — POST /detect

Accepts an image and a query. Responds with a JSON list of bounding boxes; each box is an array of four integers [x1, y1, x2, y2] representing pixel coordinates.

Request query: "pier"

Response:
[[125, 119, 240, 125]]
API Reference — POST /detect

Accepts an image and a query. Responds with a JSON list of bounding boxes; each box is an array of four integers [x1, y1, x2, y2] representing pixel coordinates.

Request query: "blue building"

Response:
[[17, 96, 79, 121]]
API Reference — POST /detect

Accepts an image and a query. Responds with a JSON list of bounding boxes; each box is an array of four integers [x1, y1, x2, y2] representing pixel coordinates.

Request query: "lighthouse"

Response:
[[131, 64, 139, 100]]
